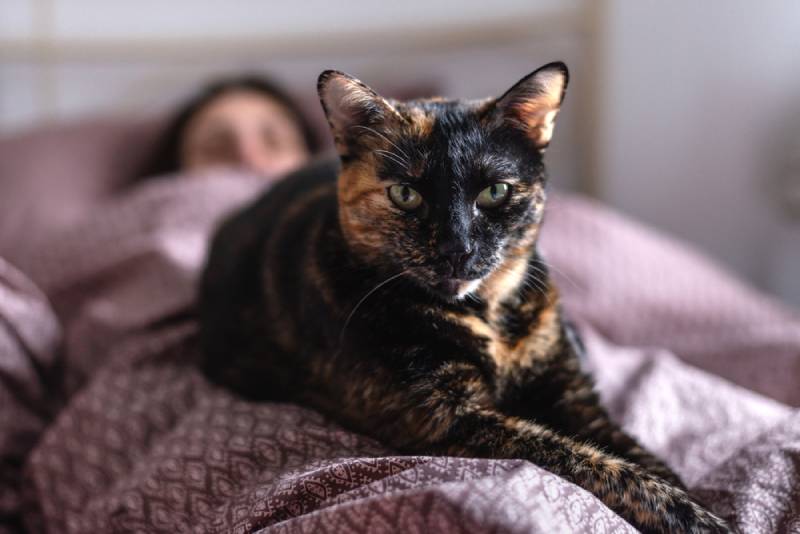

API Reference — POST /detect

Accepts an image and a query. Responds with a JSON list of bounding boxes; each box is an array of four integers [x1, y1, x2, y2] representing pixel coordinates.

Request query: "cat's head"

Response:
[[318, 62, 568, 301]]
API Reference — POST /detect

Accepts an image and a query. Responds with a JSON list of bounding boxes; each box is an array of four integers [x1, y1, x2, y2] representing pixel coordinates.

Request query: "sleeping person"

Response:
[[138, 75, 320, 181], [5, 74, 326, 392]]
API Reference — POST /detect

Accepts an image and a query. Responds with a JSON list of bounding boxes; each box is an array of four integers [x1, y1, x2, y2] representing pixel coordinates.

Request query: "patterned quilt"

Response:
[[2, 171, 799, 533]]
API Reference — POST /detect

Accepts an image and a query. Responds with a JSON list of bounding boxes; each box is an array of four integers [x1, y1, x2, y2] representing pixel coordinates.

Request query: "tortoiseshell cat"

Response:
[[200, 63, 730, 533]]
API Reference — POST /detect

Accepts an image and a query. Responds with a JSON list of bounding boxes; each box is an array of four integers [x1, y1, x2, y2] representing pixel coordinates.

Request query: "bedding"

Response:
[[2, 170, 799, 533], [0, 258, 61, 534], [0, 119, 161, 262]]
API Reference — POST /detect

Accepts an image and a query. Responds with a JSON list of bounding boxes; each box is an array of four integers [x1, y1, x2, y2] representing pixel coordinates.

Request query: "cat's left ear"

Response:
[[488, 62, 569, 149]]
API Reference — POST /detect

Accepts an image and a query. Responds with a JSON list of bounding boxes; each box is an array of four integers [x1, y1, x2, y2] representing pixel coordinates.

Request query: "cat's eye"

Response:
[[388, 184, 423, 211], [476, 183, 510, 208]]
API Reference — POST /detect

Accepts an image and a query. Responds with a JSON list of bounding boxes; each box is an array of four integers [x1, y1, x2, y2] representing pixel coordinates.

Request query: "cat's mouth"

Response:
[[409, 260, 495, 301]]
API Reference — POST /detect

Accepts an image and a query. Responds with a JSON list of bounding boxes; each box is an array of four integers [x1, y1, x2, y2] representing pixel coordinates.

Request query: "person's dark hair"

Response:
[[138, 74, 320, 180]]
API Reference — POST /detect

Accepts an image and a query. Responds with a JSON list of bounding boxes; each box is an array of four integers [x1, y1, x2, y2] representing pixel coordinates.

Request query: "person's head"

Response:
[[140, 75, 319, 180]]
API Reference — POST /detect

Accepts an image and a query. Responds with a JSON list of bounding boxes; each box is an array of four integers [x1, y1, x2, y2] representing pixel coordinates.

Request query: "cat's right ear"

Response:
[[317, 70, 402, 154]]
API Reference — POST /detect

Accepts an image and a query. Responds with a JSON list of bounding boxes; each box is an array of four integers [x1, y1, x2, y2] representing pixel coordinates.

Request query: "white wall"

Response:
[[0, 0, 590, 192], [0, 0, 582, 129], [596, 0, 800, 304]]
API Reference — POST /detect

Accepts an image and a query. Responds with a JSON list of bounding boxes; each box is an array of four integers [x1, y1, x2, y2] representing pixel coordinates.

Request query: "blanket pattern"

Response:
[[1, 172, 798, 533]]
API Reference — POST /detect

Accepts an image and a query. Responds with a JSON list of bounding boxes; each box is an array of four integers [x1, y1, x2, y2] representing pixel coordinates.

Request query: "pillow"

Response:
[[0, 118, 161, 260]]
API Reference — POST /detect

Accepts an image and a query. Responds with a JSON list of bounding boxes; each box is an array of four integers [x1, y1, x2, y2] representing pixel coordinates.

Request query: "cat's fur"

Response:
[[199, 63, 730, 533]]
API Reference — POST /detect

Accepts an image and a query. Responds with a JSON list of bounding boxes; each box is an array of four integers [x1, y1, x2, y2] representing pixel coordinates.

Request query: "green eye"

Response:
[[476, 183, 510, 208], [388, 184, 423, 210]]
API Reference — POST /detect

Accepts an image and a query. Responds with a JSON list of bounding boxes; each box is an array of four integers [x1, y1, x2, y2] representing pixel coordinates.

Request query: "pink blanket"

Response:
[[2, 171, 799, 533]]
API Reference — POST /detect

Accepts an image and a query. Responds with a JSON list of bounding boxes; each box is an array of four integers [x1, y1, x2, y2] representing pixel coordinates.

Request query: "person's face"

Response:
[[181, 89, 310, 178]]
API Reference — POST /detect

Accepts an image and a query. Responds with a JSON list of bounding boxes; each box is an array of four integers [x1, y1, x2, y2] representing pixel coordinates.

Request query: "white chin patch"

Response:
[[455, 279, 482, 299]]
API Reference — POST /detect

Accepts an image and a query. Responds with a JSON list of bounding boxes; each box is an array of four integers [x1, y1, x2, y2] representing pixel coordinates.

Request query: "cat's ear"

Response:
[[317, 70, 402, 153], [488, 62, 569, 149]]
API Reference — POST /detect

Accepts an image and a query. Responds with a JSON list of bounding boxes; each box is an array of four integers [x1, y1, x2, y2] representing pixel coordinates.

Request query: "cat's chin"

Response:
[[433, 278, 482, 301]]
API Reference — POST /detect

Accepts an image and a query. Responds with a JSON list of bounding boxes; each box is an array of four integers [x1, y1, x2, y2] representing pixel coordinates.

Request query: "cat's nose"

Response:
[[438, 241, 474, 276]]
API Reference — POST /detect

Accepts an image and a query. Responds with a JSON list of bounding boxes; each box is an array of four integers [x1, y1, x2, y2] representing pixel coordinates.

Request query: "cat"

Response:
[[199, 62, 730, 533]]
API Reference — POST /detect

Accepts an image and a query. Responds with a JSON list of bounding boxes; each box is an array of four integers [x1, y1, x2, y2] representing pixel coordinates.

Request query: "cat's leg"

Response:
[[326, 361, 730, 534], [509, 355, 686, 489], [556, 367, 687, 488]]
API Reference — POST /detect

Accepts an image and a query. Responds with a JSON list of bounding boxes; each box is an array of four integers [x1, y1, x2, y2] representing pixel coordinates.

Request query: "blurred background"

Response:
[[1, 0, 799, 306]]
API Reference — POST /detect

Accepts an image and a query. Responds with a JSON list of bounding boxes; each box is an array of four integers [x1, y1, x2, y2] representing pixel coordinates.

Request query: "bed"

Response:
[[1, 123, 799, 533]]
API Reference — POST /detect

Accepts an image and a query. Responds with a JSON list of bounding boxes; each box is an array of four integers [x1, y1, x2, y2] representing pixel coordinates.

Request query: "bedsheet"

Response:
[[2, 170, 799, 533]]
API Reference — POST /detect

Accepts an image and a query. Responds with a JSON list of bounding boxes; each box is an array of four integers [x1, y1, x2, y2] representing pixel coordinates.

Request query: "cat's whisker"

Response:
[[494, 249, 578, 294], [494, 242, 580, 292], [537, 258, 580, 290], [526, 262, 551, 283], [506, 260, 563, 305], [492, 261, 548, 299], [373, 146, 408, 163], [515, 263, 548, 294], [350, 125, 411, 161], [522, 273, 549, 299], [527, 273, 561, 307], [338, 270, 410, 347], [374, 149, 410, 170]]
